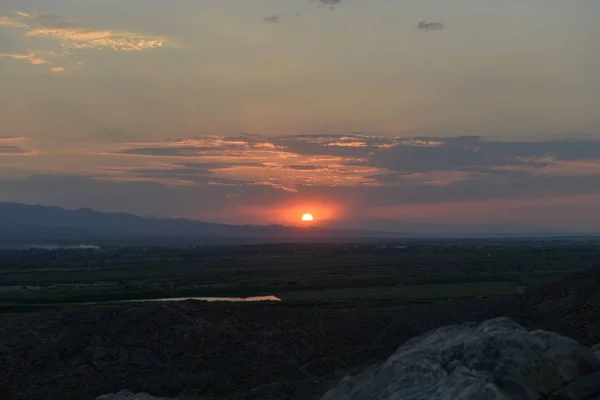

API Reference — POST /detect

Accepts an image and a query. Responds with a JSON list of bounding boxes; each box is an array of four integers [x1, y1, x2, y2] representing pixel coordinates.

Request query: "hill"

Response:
[[1, 264, 600, 399], [0, 202, 394, 246]]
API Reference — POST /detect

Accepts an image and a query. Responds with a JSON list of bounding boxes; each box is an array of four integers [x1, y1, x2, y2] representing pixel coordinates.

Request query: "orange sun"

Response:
[[301, 213, 314, 222]]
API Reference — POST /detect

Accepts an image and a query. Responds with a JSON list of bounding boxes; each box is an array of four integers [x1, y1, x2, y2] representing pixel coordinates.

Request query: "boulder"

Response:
[[593, 344, 600, 360], [550, 370, 600, 400], [321, 317, 600, 400]]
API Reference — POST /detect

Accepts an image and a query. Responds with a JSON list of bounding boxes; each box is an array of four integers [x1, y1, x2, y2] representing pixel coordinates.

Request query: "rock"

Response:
[[130, 349, 161, 368], [593, 344, 600, 359], [550, 370, 600, 400], [95, 389, 176, 400], [68, 364, 94, 378], [538, 331, 600, 383], [118, 347, 130, 364], [29, 348, 60, 367], [93, 346, 108, 361], [142, 373, 201, 397], [321, 317, 600, 400], [67, 356, 86, 368], [534, 295, 577, 314]]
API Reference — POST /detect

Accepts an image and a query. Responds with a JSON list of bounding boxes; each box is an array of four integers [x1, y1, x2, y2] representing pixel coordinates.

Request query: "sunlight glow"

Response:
[[301, 213, 314, 222]]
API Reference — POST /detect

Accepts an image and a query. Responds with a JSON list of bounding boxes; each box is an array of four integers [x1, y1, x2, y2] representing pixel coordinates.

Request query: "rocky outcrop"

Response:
[[509, 266, 600, 347], [0, 298, 509, 399], [2, 266, 600, 400], [321, 317, 600, 400]]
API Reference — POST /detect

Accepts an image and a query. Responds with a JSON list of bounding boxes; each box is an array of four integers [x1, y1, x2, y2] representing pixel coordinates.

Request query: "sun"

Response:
[[301, 213, 314, 222]]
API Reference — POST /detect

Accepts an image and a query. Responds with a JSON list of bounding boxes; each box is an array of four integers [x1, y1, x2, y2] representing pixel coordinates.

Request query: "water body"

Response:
[[123, 295, 281, 303]]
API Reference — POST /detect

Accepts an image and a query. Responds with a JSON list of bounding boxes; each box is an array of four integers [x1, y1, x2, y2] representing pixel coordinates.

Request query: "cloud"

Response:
[[110, 134, 600, 193], [0, 137, 37, 155], [263, 15, 281, 24], [0, 52, 47, 65], [6, 133, 600, 230], [118, 135, 284, 157], [120, 147, 207, 157], [0, 146, 32, 155], [109, 135, 380, 190], [6, 133, 600, 231], [417, 21, 445, 31], [306, 0, 343, 10], [285, 165, 323, 171], [14, 11, 34, 19], [0, 15, 28, 28], [27, 26, 165, 52], [0, 10, 167, 71]]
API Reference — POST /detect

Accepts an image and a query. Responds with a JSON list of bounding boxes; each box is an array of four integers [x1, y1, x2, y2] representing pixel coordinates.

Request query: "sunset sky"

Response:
[[1, 0, 600, 232]]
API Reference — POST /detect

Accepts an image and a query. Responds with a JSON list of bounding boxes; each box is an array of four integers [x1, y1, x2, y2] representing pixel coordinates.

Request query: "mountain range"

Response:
[[0, 202, 394, 246]]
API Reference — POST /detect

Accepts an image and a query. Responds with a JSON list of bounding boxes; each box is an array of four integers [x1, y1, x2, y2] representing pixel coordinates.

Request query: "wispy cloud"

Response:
[[0, 52, 47, 65], [98, 134, 600, 194], [0, 137, 38, 155], [27, 27, 165, 52], [0, 15, 28, 28], [105, 135, 381, 190], [263, 15, 281, 24], [14, 11, 34, 19], [0, 136, 29, 142], [0, 146, 34, 155], [417, 21, 445, 31], [0, 10, 168, 71]]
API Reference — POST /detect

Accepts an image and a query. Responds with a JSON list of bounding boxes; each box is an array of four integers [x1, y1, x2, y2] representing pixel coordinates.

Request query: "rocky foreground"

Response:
[[99, 317, 600, 400], [1, 266, 599, 400], [322, 317, 600, 400], [0, 299, 508, 399]]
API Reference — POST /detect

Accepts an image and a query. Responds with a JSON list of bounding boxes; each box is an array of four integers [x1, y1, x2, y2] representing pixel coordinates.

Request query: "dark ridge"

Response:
[[1, 266, 600, 399], [0, 201, 395, 246]]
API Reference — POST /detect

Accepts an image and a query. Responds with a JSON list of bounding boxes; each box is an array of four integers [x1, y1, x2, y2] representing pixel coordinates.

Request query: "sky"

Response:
[[1, 0, 600, 233]]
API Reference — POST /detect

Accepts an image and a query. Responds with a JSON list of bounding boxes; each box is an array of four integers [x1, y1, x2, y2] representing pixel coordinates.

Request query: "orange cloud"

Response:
[[216, 162, 381, 189], [0, 15, 28, 28], [328, 141, 368, 147], [0, 10, 168, 72], [495, 158, 600, 177], [28, 27, 165, 52], [0, 52, 47, 65], [0, 137, 38, 156], [95, 135, 389, 189]]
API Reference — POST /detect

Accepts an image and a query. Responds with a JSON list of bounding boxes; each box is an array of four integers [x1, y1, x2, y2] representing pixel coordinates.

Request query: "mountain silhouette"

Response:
[[0, 202, 393, 246]]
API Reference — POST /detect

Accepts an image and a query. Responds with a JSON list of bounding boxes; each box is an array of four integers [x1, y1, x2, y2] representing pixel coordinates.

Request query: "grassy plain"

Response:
[[0, 239, 599, 313]]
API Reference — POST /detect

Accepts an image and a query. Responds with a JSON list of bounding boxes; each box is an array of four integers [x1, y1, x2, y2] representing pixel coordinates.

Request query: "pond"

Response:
[[122, 295, 281, 303]]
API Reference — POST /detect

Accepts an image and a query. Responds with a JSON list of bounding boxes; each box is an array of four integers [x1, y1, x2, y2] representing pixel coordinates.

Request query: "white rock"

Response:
[[321, 317, 600, 400]]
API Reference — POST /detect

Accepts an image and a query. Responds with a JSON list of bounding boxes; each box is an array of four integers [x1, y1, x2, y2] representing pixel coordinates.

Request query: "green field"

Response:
[[281, 282, 519, 302], [0, 239, 598, 312]]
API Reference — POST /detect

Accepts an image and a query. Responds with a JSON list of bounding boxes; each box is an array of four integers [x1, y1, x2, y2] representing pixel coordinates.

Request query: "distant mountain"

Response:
[[0, 202, 395, 246]]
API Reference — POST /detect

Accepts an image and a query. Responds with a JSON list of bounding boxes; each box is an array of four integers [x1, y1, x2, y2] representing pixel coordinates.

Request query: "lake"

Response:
[[122, 295, 281, 303]]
